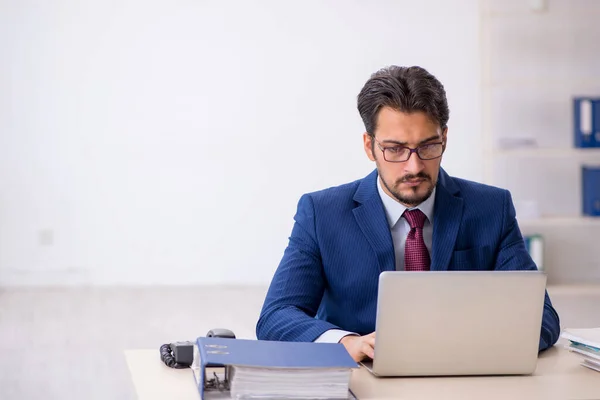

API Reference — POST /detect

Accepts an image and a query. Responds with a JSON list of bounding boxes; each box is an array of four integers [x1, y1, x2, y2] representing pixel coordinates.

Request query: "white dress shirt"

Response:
[[377, 177, 435, 271], [315, 176, 436, 343]]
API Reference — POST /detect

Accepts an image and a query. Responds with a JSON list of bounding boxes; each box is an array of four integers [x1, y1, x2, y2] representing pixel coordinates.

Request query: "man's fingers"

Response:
[[365, 335, 376, 347], [343, 334, 376, 362], [362, 342, 375, 359], [351, 352, 364, 363]]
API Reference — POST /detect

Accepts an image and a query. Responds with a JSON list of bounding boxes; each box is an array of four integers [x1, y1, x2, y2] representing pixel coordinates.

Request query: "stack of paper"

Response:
[[230, 366, 352, 399], [561, 328, 600, 372]]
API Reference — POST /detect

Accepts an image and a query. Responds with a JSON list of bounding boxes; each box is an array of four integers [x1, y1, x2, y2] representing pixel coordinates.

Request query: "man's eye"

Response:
[[386, 147, 405, 154]]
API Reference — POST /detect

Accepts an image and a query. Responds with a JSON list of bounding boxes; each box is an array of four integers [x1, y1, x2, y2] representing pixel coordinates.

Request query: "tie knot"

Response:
[[403, 209, 427, 229]]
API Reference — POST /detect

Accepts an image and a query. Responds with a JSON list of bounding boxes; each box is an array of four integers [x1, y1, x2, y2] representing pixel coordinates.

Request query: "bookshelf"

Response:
[[518, 217, 600, 228], [480, 0, 600, 284]]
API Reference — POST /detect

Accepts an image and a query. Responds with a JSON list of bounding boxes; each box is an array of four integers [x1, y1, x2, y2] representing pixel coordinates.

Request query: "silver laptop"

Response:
[[362, 270, 547, 377]]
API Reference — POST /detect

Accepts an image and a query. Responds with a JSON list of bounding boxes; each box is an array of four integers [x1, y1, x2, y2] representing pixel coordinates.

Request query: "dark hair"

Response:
[[357, 66, 449, 135]]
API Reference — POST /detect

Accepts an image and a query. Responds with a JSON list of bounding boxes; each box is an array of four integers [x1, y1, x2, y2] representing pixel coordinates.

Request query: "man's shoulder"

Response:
[[303, 177, 363, 204], [452, 176, 508, 195], [296, 169, 380, 212], [446, 174, 510, 207]]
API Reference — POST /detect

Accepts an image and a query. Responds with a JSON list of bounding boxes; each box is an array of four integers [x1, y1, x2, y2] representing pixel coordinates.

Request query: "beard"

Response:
[[381, 172, 436, 207]]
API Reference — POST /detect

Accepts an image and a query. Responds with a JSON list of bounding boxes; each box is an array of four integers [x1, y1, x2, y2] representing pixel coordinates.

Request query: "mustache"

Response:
[[398, 172, 431, 183]]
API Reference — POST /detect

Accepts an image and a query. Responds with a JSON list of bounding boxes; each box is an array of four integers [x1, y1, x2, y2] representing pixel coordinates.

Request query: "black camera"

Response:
[[160, 328, 236, 369]]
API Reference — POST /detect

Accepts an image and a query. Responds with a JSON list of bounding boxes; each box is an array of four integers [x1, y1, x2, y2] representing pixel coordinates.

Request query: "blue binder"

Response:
[[195, 337, 358, 399], [582, 166, 600, 216], [523, 234, 544, 271], [573, 97, 600, 148]]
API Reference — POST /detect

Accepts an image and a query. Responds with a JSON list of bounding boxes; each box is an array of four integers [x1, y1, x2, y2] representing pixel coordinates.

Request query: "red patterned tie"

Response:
[[403, 209, 430, 271]]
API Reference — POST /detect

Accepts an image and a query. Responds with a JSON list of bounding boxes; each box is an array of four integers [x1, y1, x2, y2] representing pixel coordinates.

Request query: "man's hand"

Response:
[[340, 332, 375, 362]]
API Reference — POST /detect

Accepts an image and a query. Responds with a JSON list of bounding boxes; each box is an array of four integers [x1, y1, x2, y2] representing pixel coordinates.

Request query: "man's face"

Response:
[[363, 107, 446, 207]]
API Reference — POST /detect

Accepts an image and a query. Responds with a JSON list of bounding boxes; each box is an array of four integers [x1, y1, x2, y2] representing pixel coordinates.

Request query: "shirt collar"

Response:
[[377, 176, 436, 229]]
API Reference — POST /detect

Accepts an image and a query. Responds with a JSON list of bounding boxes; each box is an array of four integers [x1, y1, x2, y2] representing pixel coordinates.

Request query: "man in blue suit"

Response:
[[256, 65, 560, 362]]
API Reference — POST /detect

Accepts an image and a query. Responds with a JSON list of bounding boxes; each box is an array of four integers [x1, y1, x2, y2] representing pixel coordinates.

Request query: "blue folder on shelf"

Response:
[[523, 234, 544, 271], [193, 337, 358, 399], [573, 97, 600, 148], [582, 166, 600, 216]]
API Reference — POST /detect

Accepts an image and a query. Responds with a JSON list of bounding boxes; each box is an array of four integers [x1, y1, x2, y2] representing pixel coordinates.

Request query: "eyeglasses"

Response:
[[373, 138, 444, 162]]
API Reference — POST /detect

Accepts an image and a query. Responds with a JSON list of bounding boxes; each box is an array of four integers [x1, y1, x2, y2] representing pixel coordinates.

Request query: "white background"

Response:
[[0, 0, 481, 285]]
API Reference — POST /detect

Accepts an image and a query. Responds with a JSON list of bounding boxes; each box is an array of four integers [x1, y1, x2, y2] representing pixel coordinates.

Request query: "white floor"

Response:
[[0, 286, 268, 400], [0, 285, 598, 400]]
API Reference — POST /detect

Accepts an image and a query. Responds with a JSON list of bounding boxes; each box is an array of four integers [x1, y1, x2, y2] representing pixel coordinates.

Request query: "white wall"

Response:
[[0, 0, 482, 285]]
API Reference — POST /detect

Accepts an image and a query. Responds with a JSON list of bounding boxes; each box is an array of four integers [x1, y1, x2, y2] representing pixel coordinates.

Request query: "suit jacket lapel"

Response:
[[431, 168, 463, 271], [353, 170, 395, 273]]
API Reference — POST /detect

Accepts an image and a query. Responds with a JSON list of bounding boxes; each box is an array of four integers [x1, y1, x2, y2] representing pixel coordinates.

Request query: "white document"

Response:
[[561, 328, 600, 349]]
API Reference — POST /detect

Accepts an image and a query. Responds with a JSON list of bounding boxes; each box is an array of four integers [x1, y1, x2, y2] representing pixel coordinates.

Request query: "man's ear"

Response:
[[363, 132, 376, 162], [441, 128, 448, 152]]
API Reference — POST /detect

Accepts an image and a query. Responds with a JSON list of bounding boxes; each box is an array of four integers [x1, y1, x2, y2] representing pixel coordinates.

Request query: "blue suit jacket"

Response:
[[256, 168, 560, 351]]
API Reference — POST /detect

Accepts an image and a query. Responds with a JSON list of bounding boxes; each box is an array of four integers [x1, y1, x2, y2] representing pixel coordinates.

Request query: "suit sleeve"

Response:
[[255, 194, 341, 342], [494, 190, 561, 352]]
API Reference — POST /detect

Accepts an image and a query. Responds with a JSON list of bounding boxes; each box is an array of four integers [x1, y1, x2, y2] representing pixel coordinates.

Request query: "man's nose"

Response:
[[403, 151, 425, 174]]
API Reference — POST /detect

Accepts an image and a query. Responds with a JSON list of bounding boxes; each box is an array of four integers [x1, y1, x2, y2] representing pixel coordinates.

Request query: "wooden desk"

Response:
[[126, 285, 600, 399], [350, 343, 600, 399], [125, 343, 600, 400]]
